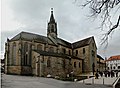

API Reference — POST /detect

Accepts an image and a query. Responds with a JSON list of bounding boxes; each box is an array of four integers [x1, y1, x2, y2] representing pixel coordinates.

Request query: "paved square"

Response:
[[1, 74, 114, 88]]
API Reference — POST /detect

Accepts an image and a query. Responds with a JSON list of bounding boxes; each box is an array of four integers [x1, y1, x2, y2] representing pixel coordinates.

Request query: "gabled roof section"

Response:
[[33, 50, 83, 60], [10, 32, 96, 49], [48, 35, 58, 46], [57, 38, 72, 48], [10, 31, 47, 43], [10, 31, 72, 48], [97, 54, 104, 60], [72, 36, 94, 49]]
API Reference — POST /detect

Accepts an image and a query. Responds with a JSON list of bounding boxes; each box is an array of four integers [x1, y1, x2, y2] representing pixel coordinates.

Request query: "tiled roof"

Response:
[[10, 31, 72, 48], [106, 55, 120, 61], [33, 50, 83, 60], [72, 36, 94, 49], [10, 31, 95, 49]]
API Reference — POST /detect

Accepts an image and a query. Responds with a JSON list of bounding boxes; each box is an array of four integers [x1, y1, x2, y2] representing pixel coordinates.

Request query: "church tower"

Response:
[[47, 8, 57, 38]]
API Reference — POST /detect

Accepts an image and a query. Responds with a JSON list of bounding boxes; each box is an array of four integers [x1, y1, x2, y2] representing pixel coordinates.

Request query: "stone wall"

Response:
[[71, 58, 82, 75], [6, 66, 21, 75], [32, 51, 72, 77]]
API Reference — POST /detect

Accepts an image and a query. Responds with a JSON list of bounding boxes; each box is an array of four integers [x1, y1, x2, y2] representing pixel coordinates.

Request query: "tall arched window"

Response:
[[83, 48, 85, 54], [12, 42, 16, 65], [51, 25, 54, 32], [76, 50, 78, 56], [47, 57, 51, 67], [24, 42, 28, 65], [24, 42, 28, 51], [74, 62, 76, 68], [49, 47, 54, 52], [79, 62, 81, 68], [62, 48, 66, 54], [62, 59, 65, 69]]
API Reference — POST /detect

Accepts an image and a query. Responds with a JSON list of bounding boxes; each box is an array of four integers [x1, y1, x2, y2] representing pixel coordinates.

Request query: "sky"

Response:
[[1, 0, 120, 59]]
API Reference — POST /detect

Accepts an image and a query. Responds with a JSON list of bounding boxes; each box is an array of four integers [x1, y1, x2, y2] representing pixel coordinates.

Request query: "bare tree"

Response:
[[74, 0, 120, 46]]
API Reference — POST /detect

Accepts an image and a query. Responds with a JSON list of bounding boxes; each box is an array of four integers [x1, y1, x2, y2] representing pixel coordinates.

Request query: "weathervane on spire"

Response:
[[51, 8, 53, 14]]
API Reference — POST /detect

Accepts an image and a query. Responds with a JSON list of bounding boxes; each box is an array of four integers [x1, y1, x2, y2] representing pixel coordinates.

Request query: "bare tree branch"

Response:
[[74, 0, 120, 46]]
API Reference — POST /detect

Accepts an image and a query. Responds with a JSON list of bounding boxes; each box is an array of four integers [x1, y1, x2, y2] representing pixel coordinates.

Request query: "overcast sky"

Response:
[[1, 0, 120, 59]]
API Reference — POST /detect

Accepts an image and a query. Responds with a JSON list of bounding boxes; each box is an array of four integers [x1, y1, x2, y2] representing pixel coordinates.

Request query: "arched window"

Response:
[[92, 43, 94, 48], [76, 50, 78, 56], [47, 57, 51, 67], [12, 42, 16, 65], [24, 42, 28, 51], [51, 25, 54, 32], [83, 48, 85, 54], [62, 48, 66, 54], [92, 50, 95, 57], [69, 50, 71, 55], [37, 44, 42, 50], [74, 62, 76, 68], [49, 47, 54, 52], [62, 59, 65, 69], [113, 66, 115, 69], [79, 62, 81, 68], [24, 42, 28, 65]]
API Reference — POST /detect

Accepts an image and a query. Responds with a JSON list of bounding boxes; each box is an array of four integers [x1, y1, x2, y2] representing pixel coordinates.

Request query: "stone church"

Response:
[[4, 8, 97, 77]]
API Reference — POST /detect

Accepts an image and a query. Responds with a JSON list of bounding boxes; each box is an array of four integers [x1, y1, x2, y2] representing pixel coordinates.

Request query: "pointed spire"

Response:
[[50, 8, 55, 23]]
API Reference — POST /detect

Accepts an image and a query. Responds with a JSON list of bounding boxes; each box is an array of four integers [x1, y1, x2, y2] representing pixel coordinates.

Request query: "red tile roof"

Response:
[[106, 55, 120, 61]]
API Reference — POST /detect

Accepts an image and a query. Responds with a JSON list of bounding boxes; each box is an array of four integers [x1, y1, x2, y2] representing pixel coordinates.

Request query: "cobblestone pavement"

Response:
[[1, 74, 112, 88]]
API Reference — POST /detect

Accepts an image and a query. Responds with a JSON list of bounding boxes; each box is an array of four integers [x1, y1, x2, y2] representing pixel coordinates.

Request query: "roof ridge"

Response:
[[72, 36, 93, 44], [20, 31, 46, 37]]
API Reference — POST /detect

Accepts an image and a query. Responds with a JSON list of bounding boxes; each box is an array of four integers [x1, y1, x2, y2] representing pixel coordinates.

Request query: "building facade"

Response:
[[106, 55, 120, 71], [96, 55, 105, 72], [4, 8, 97, 77]]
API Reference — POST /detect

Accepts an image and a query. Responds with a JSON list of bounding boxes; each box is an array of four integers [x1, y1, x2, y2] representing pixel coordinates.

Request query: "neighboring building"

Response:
[[4, 8, 97, 77], [106, 55, 120, 71], [0, 59, 5, 73], [96, 55, 105, 72]]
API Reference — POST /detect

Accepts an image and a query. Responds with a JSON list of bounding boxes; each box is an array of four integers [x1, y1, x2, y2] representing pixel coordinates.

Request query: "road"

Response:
[[1, 74, 112, 88]]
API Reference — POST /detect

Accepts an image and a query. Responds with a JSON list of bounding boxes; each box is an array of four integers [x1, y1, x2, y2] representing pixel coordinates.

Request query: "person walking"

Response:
[[108, 71, 110, 77], [95, 72, 99, 79], [116, 71, 118, 77], [104, 70, 107, 77]]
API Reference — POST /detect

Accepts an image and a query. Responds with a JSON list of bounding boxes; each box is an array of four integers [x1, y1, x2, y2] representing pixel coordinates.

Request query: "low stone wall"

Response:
[[21, 66, 32, 75]]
